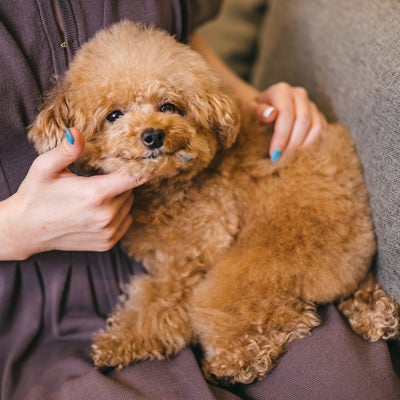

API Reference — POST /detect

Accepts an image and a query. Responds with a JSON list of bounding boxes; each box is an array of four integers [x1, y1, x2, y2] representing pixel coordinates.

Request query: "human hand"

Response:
[[0, 128, 149, 260], [253, 82, 328, 162]]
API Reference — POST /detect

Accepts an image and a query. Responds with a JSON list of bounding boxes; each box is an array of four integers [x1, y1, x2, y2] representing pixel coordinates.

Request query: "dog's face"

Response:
[[29, 22, 239, 180]]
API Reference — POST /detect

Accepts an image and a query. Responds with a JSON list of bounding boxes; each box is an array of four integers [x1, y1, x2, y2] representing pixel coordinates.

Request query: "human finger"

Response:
[[302, 103, 327, 148], [96, 193, 134, 250], [285, 87, 312, 152], [64, 192, 134, 252], [32, 127, 85, 178], [88, 172, 150, 200], [105, 191, 135, 232], [108, 211, 134, 248], [89, 213, 133, 252], [252, 99, 278, 124], [262, 84, 296, 159]]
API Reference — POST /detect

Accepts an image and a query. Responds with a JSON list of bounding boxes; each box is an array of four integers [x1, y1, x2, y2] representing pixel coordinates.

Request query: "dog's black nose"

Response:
[[141, 128, 165, 149]]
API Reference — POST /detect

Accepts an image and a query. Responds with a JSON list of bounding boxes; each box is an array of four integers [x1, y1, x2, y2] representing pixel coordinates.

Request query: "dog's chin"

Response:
[[83, 150, 197, 181]]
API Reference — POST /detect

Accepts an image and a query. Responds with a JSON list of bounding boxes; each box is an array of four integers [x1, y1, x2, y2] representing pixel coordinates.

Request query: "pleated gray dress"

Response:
[[0, 1, 399, 399]]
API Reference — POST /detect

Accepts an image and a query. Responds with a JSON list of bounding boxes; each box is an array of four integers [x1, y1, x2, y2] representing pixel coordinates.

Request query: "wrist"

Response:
[[0, 194, 36, 261]]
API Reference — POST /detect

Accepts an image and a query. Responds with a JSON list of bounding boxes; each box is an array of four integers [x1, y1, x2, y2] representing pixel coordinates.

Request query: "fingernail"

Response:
[[262, 106, 275, 119], [179, 154, 193, 163], [271, 149, 282, 163], [65, 128, 74, 145]]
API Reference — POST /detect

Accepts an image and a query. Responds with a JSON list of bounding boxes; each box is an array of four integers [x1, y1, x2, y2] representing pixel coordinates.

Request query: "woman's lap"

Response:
[[11, 307, 400, 400], [1, 252, 398, 399]]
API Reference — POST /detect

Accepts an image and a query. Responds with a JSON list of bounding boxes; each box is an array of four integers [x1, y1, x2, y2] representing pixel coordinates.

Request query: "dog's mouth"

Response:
[[131, 149, 173, 161], [89, 145, 196, 178], [117, 148, 193, 163]]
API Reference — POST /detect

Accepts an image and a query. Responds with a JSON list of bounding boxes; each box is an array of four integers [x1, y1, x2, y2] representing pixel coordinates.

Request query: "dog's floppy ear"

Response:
[[209, 92, 240, 149], [28, 81, 73, 153], [192, 90, 240, 149]]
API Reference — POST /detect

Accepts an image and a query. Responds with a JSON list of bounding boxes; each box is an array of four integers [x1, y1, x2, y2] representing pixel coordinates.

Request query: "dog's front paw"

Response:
[[92, 321, 189, 368], [91, 329, 138, 368], [91, 326, 170, 368]]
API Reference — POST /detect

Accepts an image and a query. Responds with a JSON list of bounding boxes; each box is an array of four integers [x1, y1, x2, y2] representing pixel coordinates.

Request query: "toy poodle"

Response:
[[28, 21, 399, 384]]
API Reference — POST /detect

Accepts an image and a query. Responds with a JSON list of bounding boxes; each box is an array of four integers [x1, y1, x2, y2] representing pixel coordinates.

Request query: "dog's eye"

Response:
[[106, 110, 124, 123], [159, 103, 180, 114]]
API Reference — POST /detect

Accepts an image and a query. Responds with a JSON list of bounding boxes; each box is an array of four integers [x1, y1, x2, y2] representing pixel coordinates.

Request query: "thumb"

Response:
[[35, 128, 85, 177]]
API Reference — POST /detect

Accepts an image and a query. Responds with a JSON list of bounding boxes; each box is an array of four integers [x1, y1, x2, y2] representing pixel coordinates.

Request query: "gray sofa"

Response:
[[200, 0, 400, 373]]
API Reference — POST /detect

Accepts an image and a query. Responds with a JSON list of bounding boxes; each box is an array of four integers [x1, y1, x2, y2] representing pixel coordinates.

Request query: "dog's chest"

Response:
[[123, 177, 240, 274]]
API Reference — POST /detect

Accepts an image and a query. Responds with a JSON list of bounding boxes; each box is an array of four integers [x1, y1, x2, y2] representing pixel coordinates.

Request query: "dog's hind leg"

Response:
[[92, 271, 197, 369], [190, 247, 321, 384], [338, 272, 399, 341]]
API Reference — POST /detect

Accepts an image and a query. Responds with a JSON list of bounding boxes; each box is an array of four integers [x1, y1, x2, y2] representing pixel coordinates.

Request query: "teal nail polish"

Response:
[[271, 149, 281, 163], [179, 154, 193, 162], [65, 128, 74, 145]]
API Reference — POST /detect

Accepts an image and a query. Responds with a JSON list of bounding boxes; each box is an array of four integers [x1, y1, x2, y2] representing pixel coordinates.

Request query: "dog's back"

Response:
[[228, 118, 376, 302]]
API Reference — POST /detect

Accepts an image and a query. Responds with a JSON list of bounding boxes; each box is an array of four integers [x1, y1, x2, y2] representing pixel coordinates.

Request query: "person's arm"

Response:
[[0, 128, 148, 261], [188, 33, 260, 106], [189, 33, 327, 160]]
